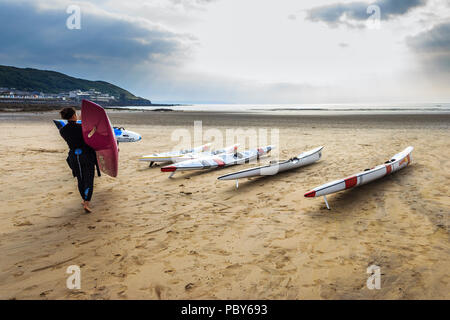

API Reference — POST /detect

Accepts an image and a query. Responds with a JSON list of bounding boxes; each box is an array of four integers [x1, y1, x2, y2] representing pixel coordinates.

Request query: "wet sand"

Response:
[[0, 110, 448, 299]]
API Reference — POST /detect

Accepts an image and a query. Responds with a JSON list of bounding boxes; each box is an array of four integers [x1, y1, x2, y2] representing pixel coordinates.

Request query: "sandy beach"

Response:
[[0, 110, 448, 300]]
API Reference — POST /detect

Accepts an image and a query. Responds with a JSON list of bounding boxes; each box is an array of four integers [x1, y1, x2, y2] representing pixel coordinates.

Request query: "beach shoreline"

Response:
[[2, 109, 450, 126]]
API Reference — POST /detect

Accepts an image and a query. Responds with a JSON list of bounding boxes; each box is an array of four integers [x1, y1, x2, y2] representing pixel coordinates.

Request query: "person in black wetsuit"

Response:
[[59, 107, 100, 213]]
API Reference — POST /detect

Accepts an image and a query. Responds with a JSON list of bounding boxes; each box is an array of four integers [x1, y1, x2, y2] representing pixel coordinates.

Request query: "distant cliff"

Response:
[[0, 65, 152, 105]]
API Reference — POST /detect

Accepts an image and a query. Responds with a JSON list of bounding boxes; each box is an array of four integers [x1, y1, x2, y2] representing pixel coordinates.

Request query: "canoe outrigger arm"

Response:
[[235, 179, 239, 189], [169, 171, 175, 178], [323, 195, 330, 210]]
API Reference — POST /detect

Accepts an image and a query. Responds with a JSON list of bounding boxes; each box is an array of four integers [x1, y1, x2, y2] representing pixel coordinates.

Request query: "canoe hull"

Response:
[[304, 146, 413, 198], [161, 145, 274, 173], [139, 143, 211, 163], [218, 146, 323, 180]]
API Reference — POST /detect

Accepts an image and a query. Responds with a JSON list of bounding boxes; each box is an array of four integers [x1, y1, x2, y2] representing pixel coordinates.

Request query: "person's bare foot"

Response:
[[83, 201, 92, 213]]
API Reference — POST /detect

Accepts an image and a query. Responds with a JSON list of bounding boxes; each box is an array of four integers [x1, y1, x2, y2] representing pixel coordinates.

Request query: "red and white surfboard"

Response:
[[81, 100, 119, 177], [304, 146, 413, 209]]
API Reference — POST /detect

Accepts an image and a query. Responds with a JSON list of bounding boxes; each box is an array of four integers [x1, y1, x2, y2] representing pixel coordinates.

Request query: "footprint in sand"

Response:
[[14, 220, 33, 226], [154, 284, 166, 299], [131, 255, 145, 266], [39, 289, 53, 297]]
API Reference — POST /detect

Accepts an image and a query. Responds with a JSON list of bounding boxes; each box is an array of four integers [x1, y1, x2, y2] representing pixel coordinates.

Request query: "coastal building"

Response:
[[0, 87, 117, 102], [69, 89, 116, 102]]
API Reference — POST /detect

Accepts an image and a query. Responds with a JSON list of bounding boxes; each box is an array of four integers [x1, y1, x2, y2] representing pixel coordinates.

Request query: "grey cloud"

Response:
[[307, 0, 426, 27], [0, 1, 192, 91], [169, 0, 219, 10], [170, 0, 217, 3], [407, 22, 450, 72], [408, 22, 450, 52]]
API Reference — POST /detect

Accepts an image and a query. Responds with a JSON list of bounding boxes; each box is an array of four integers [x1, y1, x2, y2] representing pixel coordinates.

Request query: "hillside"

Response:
[[0, 65, 146, 101]]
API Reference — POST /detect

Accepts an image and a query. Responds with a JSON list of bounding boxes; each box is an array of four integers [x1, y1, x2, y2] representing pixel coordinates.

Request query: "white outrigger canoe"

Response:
[[218, 146, 323, 188], [139, 143, 212, 166], [304, 146, 413, 209], [161, 145, 274, 178], [174, 144, 239, 163]]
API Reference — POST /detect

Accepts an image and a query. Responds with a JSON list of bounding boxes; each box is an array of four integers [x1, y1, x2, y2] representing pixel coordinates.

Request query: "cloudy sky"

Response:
[[0, 0, 449, 103]]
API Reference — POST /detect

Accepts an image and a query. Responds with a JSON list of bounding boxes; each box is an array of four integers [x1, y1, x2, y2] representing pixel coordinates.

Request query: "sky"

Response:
[[0, 0, 449, 103]]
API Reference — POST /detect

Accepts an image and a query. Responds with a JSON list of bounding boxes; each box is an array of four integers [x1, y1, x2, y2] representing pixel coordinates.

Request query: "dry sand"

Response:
[[0, 111, 449, 299]]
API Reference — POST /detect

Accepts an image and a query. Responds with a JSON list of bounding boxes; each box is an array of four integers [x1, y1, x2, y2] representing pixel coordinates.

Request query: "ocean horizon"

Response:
[[110, 102, 450, 114]]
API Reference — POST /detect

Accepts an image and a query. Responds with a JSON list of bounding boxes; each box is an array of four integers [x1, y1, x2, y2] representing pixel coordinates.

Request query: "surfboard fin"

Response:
[[235, 179, 239, 189], [323, 195, 330, 210], [88, 126, 97, 138], [169, 171, 175, 178]]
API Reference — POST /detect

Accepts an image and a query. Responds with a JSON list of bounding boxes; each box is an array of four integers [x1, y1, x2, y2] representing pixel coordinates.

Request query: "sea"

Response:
[[110, 102, 450, 115]]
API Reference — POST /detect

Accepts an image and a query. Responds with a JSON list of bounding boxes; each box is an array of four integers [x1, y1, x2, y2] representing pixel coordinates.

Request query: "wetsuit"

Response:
[[59, 121, 100, 202]]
